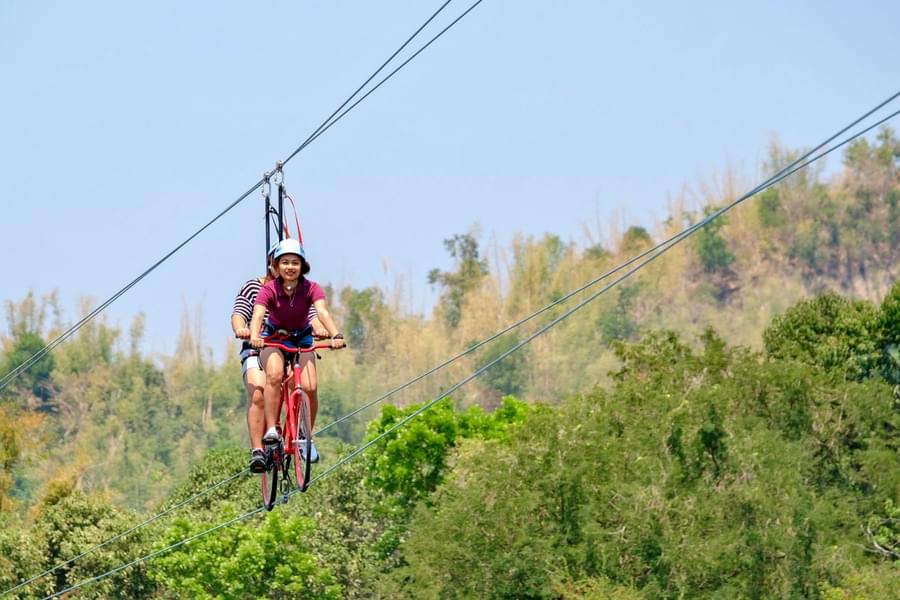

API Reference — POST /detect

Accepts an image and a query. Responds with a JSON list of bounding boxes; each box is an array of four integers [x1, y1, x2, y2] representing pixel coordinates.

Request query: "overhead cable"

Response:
[[316, 89, 900, 436], [1, 468, 248, 598], [0, 0, 481, 392], [35, 94, 900, 600]]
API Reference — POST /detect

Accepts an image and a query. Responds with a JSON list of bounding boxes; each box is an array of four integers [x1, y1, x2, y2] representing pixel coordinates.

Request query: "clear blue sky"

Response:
[[1, 1, 898, 359]]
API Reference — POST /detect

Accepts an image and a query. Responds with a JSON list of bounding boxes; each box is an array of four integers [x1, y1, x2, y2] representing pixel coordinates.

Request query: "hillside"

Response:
[[0, 129, 898, 598]]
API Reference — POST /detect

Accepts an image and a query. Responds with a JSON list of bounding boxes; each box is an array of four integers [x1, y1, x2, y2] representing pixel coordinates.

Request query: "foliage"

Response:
[[340, 286, 386, 364], [597, 282, 641, 343], [474, 334, 529, 398], [620, 225, 653, 255], [428, 232, 488, 328], [160, 447, 257, 520], [0, 477, 154, 599], [1, 331, 55, 408], [4, 132, 900, 597], [150, 509, 340, 599], [763, 292, 881, 379], [876, 280, 900, 383], [365, 396, 528, 509], [692, 208, 736, 274], [381, 327, 899, 598], [756, 187, 786, 228]]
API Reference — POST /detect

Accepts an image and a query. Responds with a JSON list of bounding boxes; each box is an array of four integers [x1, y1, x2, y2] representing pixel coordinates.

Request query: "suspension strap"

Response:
[[274, 161, 285, 242], [283, 191, 304, 244], [262, 171, 272, 271]]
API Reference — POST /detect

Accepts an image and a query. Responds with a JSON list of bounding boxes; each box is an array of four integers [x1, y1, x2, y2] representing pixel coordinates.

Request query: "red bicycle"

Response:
[[260, 334, 333, 511]]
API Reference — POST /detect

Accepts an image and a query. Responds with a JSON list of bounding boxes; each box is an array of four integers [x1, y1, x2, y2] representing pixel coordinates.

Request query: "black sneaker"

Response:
[[249, 448, 266, 473]]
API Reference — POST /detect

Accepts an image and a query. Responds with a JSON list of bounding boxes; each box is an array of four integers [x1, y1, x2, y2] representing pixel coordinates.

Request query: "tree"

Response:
[[0, 331, 55, 408], [428, 232, 488, 328], [339, 286, 386, 364], [365, 397, 528, 509], [151, 510, 340, 599], [0, 407, 41, 513], [692, 208, 735, 274], [619, 226, 652, 255], [507, 234, 570, 313], [596, 282, 641, 343], [474, 334, 529, 398], [17, 476, 155, 599], [382, 323, 899, 598], [763, 292, 880, 379]]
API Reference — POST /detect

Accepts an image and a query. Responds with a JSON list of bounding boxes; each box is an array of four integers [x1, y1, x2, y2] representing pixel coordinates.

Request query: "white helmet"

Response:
[[273, 238, 305, 260]]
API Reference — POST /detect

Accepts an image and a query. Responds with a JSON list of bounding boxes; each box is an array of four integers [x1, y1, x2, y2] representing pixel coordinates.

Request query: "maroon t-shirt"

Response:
[[255, 277, 325, 330]]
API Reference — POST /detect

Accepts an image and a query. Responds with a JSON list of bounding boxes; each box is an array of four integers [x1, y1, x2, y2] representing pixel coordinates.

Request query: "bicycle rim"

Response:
[[293, 392, 312, 492], [261, 450, 279, 511]]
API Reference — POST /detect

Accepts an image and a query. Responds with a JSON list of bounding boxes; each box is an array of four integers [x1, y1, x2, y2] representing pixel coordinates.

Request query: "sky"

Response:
[[1, 0, 899, 361]]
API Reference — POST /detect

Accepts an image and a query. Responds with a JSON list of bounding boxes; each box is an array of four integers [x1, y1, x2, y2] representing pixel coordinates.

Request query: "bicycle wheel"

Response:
[[260, 446, 279, 511], [292, 389, 313, 492]]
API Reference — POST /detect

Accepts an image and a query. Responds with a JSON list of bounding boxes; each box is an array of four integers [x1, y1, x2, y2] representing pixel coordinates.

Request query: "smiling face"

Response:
[[276, 254, 302, 284]]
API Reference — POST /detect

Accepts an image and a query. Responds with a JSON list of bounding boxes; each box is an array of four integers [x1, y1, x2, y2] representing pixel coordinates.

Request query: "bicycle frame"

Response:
[[261, 336, 333, 503]]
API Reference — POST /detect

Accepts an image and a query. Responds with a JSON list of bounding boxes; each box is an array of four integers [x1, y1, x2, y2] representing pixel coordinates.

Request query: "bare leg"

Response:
[[299, 353, 319, 430], [263, 351, 285, 434], [245, 367, 266, 448]]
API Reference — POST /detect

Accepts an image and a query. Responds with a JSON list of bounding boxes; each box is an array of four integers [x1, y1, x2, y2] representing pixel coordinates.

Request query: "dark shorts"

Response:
[[259, 324, 313, 370]]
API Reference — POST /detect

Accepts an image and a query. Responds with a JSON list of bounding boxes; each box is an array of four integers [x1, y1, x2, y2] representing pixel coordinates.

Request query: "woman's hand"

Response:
[[312, 322, 330, 339], [250, 336, 264, 349], [235, 327, 251, 339]]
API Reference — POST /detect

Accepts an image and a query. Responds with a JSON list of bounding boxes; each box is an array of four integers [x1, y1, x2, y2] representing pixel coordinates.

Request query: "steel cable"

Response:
[[35, 97, 900, 600], [0, 0, 479, 393]]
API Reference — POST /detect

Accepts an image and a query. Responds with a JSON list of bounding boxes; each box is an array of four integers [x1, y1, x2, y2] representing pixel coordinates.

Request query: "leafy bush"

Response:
[[763, 292, 880, 379]]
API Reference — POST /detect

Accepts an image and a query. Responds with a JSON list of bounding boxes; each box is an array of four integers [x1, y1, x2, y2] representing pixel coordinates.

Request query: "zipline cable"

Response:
[[39, 507, 266, 600], [316, 88, 900, 436], [4, 0, 488, 594], [283, 0, 485, 166], [0, 0, 482, 393], [1, 469, 248, 598], [35, 97, 900, 600], [3, 2, 487, 595], [305, 103, 900, 491], [281, 0, 455, 166], [0, 180, 262, 392]]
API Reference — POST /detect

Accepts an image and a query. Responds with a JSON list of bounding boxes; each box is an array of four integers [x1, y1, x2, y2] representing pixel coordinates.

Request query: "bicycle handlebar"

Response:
[[261, 336, 343, 354]]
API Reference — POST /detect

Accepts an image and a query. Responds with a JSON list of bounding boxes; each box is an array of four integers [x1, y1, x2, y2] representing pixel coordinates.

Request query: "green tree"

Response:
[[1, 331, 55, 408], [876, 280, 900, 383], [428, 232, 488, 328], [596, 282, 641, 343], [383, 323, 899, 598], [366, 397, 528, 509], [339, 286, 386, 364], [474, 334, 529, 398], [15, 478, 155, 599], [151, 510, 340, 599], [692, 208, 735, 274], [763, 292, 880, 379], [756, 187, 786, 228]]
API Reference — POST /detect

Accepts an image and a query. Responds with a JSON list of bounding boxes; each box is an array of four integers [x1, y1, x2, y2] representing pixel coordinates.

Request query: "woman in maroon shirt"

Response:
[[250, 238, 345, 462]]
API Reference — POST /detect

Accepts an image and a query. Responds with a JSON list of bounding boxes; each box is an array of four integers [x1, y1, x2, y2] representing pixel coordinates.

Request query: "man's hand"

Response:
[[250, 336, 264, 349]]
